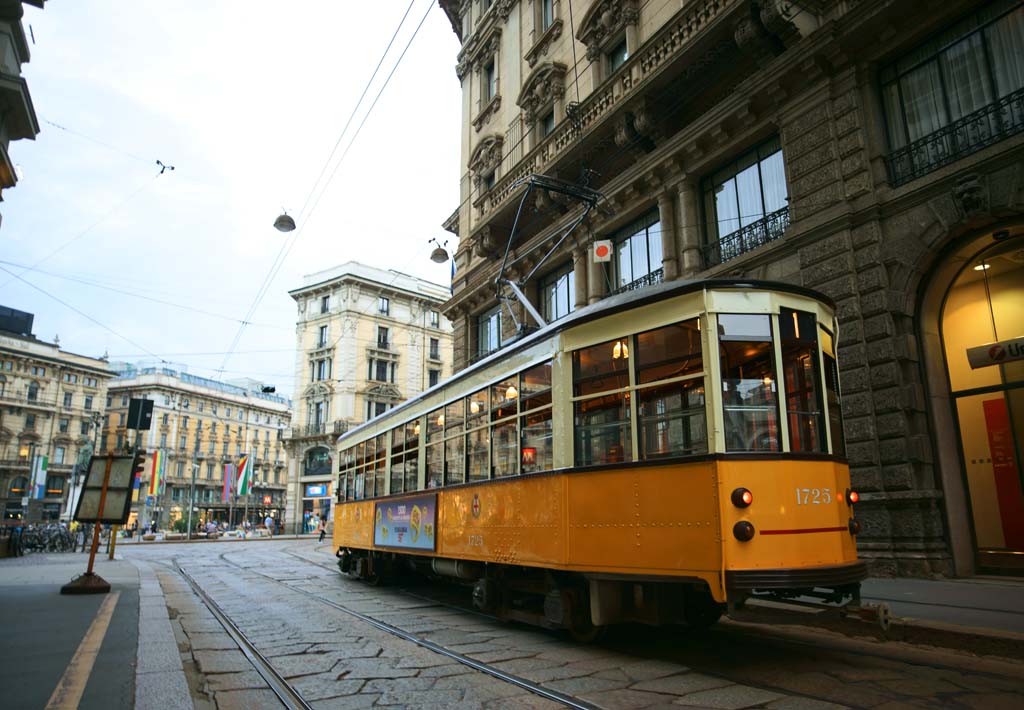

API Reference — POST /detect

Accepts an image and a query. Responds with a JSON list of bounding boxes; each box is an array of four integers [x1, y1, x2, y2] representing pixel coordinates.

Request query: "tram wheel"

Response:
[[683, 587, 725, 630], [567, 615, 606, 643]]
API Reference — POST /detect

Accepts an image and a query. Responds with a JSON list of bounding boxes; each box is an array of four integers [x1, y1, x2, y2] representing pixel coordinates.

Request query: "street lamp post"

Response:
[[187, 461, 198, 540]]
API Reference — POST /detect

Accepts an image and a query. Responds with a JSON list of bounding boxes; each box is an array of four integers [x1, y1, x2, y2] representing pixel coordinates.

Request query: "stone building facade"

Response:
[[0, 307, 113, 522], [105, 366, 291, 532], [438, 0, 1024, 576], [284, 262, 454, 533]]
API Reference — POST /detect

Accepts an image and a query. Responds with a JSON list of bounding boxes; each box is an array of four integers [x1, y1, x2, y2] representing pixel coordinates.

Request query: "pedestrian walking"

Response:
[[264, 514, 274, 537], [317, 518, 327, 543]]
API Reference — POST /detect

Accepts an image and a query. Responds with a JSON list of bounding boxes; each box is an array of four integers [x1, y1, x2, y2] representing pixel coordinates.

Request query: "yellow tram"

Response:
[[333, 279, 865, 637]]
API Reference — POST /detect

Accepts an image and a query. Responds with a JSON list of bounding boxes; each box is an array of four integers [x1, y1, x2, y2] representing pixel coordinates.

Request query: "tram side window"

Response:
[[780, 308, 825, 453], [445, 399, 466, 485], [520, 361, 553, 473], [636, 318, 707, 459], [466, 387, 489, 482], [353, 441, 367, 499], [339, 448, 355, 502], [574, 338, 632, 466], [719, 314, 780, 452], [373, 434, 387, 496], [820, 327, 846, 457], [491, 377, 519, 477], [426, 408, 444, 488]]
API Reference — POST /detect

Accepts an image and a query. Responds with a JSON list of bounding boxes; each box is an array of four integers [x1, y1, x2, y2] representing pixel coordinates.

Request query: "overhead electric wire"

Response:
[[0, 264, 166, 363], [216, 0, 433, 381], [41, 117, 153, 165]]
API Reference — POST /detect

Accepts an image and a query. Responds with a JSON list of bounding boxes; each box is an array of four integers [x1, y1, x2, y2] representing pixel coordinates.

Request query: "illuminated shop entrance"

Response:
[[941, 234, 1024, 573]]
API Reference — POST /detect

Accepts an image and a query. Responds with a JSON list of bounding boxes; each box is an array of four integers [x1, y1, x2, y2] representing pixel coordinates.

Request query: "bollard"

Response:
[[108, 525, 118, 560]]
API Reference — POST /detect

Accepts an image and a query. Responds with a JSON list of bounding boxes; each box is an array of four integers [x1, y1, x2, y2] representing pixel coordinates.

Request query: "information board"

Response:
[[373, 494, 437, 550], [73, 455, 136, 524]]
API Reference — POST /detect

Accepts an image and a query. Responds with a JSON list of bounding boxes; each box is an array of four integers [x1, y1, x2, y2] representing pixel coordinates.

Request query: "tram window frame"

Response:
[[426, 406, 445, 488], [635, 318, 708, 460], [490, 376, 520, 477], [466, 386, 490, 482], [779, 308, 826, 454], [520, 361, 553, 473], [820, 327, 845, 457], [718, 313, 781, 453], [444, 398, 466, 485], [573, 337, 634, 466]]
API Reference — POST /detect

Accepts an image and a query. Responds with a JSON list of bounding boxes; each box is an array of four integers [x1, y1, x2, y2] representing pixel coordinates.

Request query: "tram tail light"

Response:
[[848, 518, 861, 535], [731, 488, 753, 508], [733, 521, 755, 542], [846, 489, 860, 505]]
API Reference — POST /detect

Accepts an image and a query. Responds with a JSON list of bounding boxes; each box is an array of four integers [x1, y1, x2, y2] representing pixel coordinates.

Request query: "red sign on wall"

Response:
[[983, 398, 1024, 549], [263, 495, 272, 505]]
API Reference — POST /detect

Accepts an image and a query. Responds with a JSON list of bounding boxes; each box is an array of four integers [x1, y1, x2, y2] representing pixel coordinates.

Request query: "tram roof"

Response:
[[337, 278, 833, 446]]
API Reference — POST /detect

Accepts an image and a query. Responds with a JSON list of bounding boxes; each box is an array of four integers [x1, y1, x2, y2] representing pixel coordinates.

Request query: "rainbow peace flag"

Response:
[[222, 463, 234, 502], [237, 454, 253, 496], [148, 450, 164, 496]]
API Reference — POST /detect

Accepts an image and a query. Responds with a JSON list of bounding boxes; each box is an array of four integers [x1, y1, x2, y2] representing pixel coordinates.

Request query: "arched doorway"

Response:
[[926, 229, 1024, 575]]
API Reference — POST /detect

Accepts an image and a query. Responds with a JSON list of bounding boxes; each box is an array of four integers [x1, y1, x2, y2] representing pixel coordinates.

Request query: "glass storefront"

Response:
[[302, 482, 331, 534], [941, 235, 1024, 572]]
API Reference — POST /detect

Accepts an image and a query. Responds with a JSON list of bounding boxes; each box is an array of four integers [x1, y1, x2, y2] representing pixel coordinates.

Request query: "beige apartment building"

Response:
[[105, 366, 291, 532], [0, 306, 113, 522], [284, 262, 453, 533], [438, 0, 1024, 577]]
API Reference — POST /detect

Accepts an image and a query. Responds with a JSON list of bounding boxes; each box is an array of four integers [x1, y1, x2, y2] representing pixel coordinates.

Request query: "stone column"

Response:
[[657, 192, 679, 281], [676, 178, 702, 276], [573, 247, 588, 310]]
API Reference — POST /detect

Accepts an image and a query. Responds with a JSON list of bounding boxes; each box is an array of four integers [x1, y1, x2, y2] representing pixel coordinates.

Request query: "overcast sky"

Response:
[[1, 1, 462, 399]]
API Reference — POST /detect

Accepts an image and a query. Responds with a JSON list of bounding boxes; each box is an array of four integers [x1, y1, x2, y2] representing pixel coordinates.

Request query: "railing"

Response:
[[703, 207, 790, 268], [887, 88, 1024, 187], [289, 421, 347, 439], [610, 268, 664, 296]]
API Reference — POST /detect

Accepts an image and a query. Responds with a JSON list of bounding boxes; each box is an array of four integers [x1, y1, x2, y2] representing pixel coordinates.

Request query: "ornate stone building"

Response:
[[105, 367, 291, 531], [438, 0, 1024, 576], [284, 262, 453, 533], [0, 306, 113, 522]]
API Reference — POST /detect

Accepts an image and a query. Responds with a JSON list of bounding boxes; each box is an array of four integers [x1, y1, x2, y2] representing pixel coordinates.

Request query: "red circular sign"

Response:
[[989, 344, 1006, 361], [595, 244, 610, 258]]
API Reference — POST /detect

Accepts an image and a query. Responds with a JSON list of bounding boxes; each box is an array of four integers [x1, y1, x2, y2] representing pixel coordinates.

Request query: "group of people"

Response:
[[304, 512, 328, 542]]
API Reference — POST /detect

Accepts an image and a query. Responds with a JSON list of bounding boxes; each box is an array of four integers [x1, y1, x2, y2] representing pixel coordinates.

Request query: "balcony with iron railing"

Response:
[[887, 88, 1024, 187], [287, 420, 348, 440], [609, 268, 664, 296], [702, 207, 790, 268]]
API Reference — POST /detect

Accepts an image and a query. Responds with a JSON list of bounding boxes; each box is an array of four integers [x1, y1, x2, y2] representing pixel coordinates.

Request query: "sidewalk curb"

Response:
[[131, 560, 194, 710], [732, 601, 1024, 660]]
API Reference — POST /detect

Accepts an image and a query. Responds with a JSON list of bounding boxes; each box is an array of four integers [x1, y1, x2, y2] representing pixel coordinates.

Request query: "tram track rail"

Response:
[[176, 564, 314, 710], [181, 547, 600, 710]]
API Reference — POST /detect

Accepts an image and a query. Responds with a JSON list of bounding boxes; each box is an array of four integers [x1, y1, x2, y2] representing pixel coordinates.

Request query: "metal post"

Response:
[[187, 462, 197, 540]]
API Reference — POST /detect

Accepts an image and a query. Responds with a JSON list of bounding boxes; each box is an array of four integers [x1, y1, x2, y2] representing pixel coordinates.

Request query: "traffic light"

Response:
[[131, 450, 147, 486]]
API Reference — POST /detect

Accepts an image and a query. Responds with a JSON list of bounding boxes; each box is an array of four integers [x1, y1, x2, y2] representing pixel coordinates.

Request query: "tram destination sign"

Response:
[[967, 336, 1024, 369]]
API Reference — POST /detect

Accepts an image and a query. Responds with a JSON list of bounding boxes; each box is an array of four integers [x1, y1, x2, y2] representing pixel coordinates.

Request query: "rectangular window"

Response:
[[54, 447, 65, 464], [161, 433, 168, 448], [610, 210, 663, 292], [316, 359, 330, 381], [162, 413, 169, 425], [80, 421, 90, 436], [540, 264, 575, 321], [429, 310, 440, 327], [883, 2, 1024, 185], [429, 337, 440, 360], [377, 326, 389, 349], [540, 0, 554, 31], [483, 60, 497, 102], [476, 305, 502, 358], [59, 418, 69, 433], [541, 110, 555, 138], [63, 392, 72, 407], [607, 39, 629, 74], [321, 295, 330, 313], [573, 339, 631, 466], [84, 396, 93, 411], [702, 136, 788, 266], [318, 325, 329, 348], [821, 327, 845, 457], [429, 369, 441, 387], [378, 296, 390, 315], [780, 309, 826, 453], [206, 463, 214, 480], [719, 314, 780, 452]]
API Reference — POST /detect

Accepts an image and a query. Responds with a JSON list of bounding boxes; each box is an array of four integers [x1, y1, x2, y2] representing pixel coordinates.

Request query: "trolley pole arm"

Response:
[[498, 278, 547, 329]]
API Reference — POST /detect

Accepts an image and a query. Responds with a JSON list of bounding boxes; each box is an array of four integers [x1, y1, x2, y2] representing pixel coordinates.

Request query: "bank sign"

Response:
[[967, 336, 1024, 369]]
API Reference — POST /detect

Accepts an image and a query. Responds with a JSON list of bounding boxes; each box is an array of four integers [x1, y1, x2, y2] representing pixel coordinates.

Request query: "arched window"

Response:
[[8, 476, 28, 497]]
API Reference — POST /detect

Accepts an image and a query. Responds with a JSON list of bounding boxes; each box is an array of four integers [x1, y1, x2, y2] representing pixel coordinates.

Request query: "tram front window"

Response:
[[780, 308, 826, 453], [718, 314, 780, 452]]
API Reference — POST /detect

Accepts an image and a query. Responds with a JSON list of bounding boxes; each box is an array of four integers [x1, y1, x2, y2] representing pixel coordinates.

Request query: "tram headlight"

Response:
[[846, 488, 860, 505], [848, 518, 861, 535], [733, 520, 755, 542], [731, 488, 753, 508]]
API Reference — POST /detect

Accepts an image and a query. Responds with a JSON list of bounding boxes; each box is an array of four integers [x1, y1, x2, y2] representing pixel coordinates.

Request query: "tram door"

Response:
[[941, 236, 1024, 573]]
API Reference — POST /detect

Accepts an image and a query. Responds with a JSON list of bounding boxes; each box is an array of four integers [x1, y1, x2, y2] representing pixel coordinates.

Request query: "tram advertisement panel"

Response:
[[373, 494, 437, 550]]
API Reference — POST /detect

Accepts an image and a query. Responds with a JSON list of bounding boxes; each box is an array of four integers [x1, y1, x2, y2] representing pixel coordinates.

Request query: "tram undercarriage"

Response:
[[337, 547, 726, 640]]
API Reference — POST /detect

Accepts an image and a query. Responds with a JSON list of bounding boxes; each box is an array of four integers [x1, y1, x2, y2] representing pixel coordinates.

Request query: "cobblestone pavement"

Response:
[[122, 542, 1024, 710]]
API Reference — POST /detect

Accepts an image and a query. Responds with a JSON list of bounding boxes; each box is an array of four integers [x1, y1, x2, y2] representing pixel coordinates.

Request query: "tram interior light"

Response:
[[612, 340, 629, 359], [505, 384, 518, 400], [436, 414, 445, 427], [470, 400, 480, 414]]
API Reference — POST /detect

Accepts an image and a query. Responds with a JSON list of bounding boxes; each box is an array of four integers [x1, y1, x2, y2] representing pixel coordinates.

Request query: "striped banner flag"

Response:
[[31, 454, 48, 499], [237, 454, 253, 496], [222, 463, 234, 502], [148, 450, 163, 496]]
